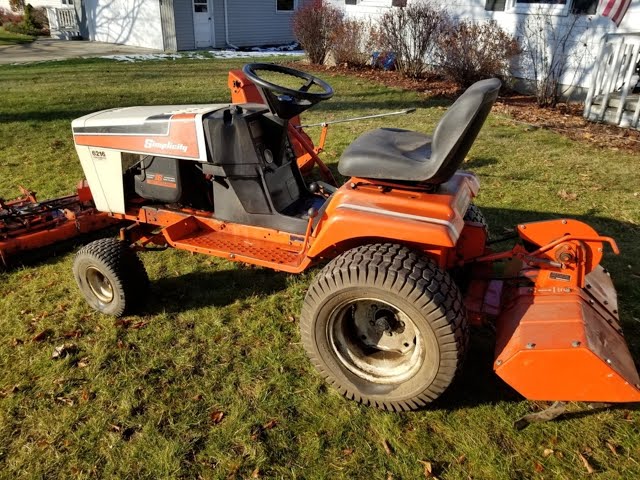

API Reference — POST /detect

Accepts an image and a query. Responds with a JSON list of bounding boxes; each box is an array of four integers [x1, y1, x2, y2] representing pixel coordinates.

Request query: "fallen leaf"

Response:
[[418, 460, 436, 478], [557, 189, 578, 201], [606, 441, 619, 457], [55, 396, 74, 406], [382, 439, 393, 456], [263, 419, 278, 430], [287, 315, 296, 323], [131, 321, 148, 330], [81, 389, 90, 403], [77, 357, 90, 368], [51, 343, 78, 359], [578, 451, 595, 474], [543, 448, 554, 457], [115, 319, 132, 328], [210, 410, 225, 424], [63, 330, 82, 339], [343, 448, 354, 456], [456, 454, 466, 464], [252, 467, 260, 478], [534, 462, 544, 473], [32, 329, 52, 342], [192, 394, 203, 401], [110, 424, 121, 432]]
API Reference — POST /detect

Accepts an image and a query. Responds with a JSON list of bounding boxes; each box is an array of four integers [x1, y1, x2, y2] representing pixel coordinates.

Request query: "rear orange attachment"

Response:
[[487, 219, 640, 402]]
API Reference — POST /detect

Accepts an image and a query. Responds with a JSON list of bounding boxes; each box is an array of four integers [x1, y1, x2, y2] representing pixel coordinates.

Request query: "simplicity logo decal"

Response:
[[144, 139, 188, 153]]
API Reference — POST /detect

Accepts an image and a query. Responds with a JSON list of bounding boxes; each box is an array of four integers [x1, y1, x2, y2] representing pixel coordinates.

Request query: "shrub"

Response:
[[437, 20, 520, 88], [375, 0, 448, 78], [0, 7, 22, 26], [3, 3, 47, 36], [292, 0, 343, 65], [32, 6, 49, 30], [330, 18, 371, 67]]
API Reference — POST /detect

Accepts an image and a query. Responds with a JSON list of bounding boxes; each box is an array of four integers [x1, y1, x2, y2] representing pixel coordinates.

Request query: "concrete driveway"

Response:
[[0, 38, 162, 65]]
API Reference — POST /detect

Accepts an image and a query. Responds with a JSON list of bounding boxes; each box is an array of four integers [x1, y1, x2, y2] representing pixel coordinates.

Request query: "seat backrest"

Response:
[[428, 78, 501, 184]]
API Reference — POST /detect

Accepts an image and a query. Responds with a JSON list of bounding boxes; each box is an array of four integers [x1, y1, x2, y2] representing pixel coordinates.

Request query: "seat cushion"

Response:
[[338, 128, 434, 181]]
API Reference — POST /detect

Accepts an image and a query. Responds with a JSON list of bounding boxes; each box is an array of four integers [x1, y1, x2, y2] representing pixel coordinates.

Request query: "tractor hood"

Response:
[[72, 104, 230, 162]]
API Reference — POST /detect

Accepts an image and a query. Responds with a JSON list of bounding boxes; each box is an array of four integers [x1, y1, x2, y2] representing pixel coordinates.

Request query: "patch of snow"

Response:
[[208, 49, 304, 59], [100, 52, 207, 62], [100, 45, 304, 63]]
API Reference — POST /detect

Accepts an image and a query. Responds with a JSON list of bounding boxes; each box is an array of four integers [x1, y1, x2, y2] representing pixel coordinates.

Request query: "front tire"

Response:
[[300, 244, 468, 411], [73, 238, 148, 317]]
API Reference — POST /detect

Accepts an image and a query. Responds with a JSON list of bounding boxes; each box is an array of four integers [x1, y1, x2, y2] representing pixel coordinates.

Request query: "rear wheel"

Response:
[[73, 238, 148, 317], [300, 243, 468, 411], [464, 203, 489, 231]]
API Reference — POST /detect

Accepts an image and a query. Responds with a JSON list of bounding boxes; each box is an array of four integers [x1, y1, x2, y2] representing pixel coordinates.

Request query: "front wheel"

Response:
[[73, 238, 148, 317], [300, 244, 468, 411]]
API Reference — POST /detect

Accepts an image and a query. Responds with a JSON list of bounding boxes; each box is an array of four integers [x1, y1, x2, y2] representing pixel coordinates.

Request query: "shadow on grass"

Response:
[[145, 266, 289, 314], [463, 156, 500, 169], [0, 110, 99, 123]]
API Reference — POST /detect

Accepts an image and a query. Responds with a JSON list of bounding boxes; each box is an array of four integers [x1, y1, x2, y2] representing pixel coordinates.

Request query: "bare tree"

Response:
[[375, 0, 449, 78]]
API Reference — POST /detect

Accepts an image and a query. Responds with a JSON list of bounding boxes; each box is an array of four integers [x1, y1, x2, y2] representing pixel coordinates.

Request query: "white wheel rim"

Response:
[[327, 298, 424, 385], [85, 266, 114, 304]]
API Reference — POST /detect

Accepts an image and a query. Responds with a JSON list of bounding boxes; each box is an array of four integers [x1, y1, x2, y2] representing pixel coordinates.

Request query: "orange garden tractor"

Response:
[[66, 64, 640, 411]]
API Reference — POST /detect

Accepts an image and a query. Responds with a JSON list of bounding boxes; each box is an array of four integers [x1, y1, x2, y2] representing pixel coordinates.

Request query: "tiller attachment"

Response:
[[479, 219, 640, 403]]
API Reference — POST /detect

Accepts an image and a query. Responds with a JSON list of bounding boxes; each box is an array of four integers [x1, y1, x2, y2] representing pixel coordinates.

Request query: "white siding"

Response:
[[81, 0, 164, 50], [333, 0, 640, 89]]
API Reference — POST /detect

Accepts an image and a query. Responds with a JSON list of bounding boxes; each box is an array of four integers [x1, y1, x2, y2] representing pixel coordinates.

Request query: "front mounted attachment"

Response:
[[473, 219, 640, 403]]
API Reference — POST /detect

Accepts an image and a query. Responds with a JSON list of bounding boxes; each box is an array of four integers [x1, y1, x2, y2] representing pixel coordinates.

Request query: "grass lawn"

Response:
[[1, 57, 639, 479], [0, 26, 34, 45]]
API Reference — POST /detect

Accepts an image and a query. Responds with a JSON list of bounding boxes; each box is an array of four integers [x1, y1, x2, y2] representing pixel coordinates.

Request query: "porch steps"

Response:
[[584, 33, 640, 130], [587, 93, 640, 130], [591, 92, 639, 112]]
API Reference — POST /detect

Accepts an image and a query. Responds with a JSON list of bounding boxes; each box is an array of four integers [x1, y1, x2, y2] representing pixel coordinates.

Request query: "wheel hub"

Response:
[[328, 298, 424, 384]]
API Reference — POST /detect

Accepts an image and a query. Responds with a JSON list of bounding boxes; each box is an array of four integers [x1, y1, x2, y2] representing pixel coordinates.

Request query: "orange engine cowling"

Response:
[[491, 219, 640, 403]]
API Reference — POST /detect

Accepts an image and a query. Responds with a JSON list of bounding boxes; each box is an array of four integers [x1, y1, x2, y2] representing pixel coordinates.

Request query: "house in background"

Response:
[[330, 0, 639, 129], [0, 0, 303, 50]]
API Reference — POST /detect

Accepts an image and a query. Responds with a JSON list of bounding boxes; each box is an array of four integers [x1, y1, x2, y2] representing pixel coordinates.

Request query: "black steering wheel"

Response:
[[242, 63, 334, 119]]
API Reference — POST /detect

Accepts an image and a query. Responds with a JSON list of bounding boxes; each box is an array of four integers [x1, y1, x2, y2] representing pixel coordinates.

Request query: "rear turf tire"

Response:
[[464, 203, 489, 232], [73, 238, 148, 317], [300, 243, 468, 411]]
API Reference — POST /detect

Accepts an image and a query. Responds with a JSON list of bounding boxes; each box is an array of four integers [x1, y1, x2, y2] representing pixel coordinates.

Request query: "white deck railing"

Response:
[[584, 33, 640, 130]]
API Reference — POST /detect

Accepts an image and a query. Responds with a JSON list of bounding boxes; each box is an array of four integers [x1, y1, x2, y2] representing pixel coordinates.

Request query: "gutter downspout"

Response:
[[223, 0, 239, 49]]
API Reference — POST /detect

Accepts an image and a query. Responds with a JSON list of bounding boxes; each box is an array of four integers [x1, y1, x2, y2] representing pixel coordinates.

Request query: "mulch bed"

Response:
[[290, 63, 640, 154]]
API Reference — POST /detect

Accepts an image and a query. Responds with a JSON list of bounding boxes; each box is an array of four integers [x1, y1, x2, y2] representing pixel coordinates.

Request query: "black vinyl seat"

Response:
[[338, 78, 502, 185]]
